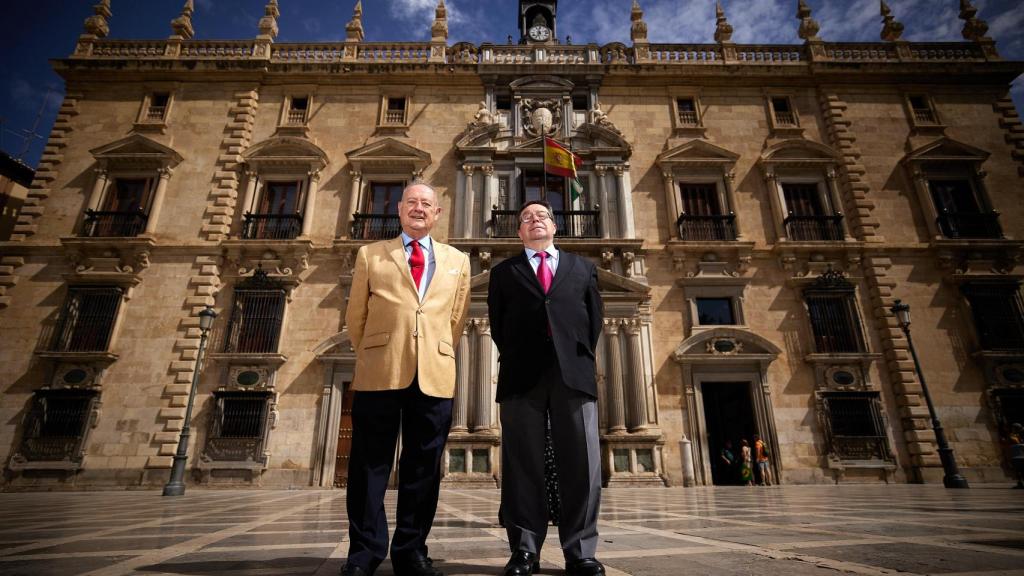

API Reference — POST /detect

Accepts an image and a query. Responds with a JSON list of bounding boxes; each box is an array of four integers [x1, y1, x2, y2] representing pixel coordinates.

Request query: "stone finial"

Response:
[[431, 0, 448, 42], [257, 0, 279, 40], [82, 0, 112, 38], [796, 0, 821, 41], [346, 0, 365, 43], [714, 1, 734, 44], [880, 1, 904, 42], [170, 0, 195, 40], [630, 0, 649, 44], [959, 0, 991, 42]]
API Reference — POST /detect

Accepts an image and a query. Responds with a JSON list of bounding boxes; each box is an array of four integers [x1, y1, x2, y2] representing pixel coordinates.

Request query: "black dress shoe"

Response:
[[339, 563, 370, 576], [565, 558, 605, 576], [392, 554, 443, 576], [503, 550, 540, 576]]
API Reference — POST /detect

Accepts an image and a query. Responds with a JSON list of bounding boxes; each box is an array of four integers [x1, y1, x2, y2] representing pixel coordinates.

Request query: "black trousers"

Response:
[[345, 378, 453, 572]]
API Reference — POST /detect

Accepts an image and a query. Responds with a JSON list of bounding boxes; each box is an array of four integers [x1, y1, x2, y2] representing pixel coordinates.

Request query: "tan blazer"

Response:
[[345, 236, 471, 398]]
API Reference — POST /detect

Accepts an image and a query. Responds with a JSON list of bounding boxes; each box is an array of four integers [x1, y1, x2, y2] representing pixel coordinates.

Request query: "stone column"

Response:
[[596, 165, 610, 239], [604, 319, 626, 434], [663, 171, 679, 240], [595, 331, 607, 432], [143, 167, 172, 235], [762, 167, 787, 240], [241, 169, 259, 215], [452, 324, 472, 433], [346, 170, 362, 237], [472, 319, 492, 432], [463, 165, 476, 238], [86, 168, 109, 212], [624, 319, 649, 432], [722, 168, 743, 239], [482, 164, 496, 236], [825, 167, 851, 240], [301, 170, 320, 238], [615, 165, 633, 238]]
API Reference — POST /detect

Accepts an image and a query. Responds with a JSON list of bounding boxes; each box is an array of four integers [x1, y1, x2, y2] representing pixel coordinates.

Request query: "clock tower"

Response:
[[519, 0, 557, 44]]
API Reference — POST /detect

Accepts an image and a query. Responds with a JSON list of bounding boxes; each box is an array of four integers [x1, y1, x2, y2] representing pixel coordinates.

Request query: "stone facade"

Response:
[[1, 0, 1023, 490]]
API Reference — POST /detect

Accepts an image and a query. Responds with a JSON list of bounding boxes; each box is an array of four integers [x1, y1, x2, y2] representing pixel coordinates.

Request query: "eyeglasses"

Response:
[[519, 212, 551, 224]]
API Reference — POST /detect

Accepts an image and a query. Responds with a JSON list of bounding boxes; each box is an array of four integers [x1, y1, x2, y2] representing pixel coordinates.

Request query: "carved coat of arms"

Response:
[[522, 98, 561, 137]]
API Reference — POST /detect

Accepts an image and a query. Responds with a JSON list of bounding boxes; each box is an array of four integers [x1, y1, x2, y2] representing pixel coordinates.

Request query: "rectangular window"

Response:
[[771, 97, 797, 126], [696, 298, 736, 326], [50, 286, 123, 353], [244, 180, 303, 240], [823, 392, 889, 461], [287, 96, 309, 125], [204, 391, 271, 462], [783, 182, 843, 241], [351, 182, 404, 240], [928, 178, 1001, 239], [146, 92, 170, 122], [259, 181, 302, 215], [224, 287, 286, 354], [521, 169, 566, 209], [17, 389, 98, 463], [805, 293, 866, 354], [472, 448, 490, 473], [384, 97, 407, 125], [679, 183, 720, 216], [963, 284, 1024, 351], [677, 97, 699, 126], [613, 448, 630, 473], [908, 95, 937, 125], [84, 178, 152, 237], [783, 183, 824, 216], [367, 182, 404, 215], [449, 448, 467, 473]]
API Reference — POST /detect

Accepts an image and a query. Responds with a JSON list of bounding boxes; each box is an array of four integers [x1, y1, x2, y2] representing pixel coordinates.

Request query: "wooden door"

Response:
[[334, 386, 355, 487]]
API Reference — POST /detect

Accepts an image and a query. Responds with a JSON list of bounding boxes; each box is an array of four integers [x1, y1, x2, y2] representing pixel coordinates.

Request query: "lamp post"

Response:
[[890, 299, 969, 489], [163, 305, 217, 497]]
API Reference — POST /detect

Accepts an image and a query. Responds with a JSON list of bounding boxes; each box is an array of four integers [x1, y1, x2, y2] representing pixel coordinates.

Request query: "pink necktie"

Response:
[[535, 251, 552, 293], [409, 241, 424, 290]]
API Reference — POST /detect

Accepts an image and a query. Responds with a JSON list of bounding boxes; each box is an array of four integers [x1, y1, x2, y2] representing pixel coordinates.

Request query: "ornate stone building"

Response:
[[1, 0, 1023, 490]]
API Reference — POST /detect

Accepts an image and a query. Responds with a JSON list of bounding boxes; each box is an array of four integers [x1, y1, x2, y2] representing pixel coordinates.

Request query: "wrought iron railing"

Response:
[[806, 294, 865, 354], [676, 214, 737, 241], [17, 389, 97, 462], [223, 289, 285, 354], [47, 287, 123, 353], [832, 436, 890, 460], [81, 209, 148, 238], [490, 210, 601, 239], [350, 213, 401, 240], [936, 210, 1003, 240], [785, 214, 845, 241], [824, 393, 891, 461], [203, 392, 270, 463], [242, 213, 302, 240]]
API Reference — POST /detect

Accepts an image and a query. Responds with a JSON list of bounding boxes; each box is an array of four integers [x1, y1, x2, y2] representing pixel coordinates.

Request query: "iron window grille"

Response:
[[203, 390, 272, 463], [223, 270, 286, 354], [17, 389, 98, 463], [822, 391, 891, 461], [48, 287, 123, 353], [803, 270, 866, 354], [962, 283, 1024, 351]]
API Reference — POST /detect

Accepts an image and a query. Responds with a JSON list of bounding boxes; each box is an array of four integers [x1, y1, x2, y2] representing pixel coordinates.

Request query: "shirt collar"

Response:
[[401, 232, 432, 252], [525, 245, 557, 260]]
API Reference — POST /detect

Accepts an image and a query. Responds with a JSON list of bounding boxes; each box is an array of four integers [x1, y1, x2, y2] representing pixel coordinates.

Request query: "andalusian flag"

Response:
[[544, 137, 584, 202]]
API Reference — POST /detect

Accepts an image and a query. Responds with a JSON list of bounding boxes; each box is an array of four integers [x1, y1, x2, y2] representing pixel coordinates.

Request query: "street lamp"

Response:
[[890, 299, 969, 489], [163, 305, 217, 497]]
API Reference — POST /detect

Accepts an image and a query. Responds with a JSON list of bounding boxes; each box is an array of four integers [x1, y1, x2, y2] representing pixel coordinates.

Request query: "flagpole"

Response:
[[542, 136, 548, 203]]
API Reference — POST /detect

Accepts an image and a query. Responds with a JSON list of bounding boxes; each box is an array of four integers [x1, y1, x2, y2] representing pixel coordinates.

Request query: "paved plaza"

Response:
[[0, 485, 1023, 576]]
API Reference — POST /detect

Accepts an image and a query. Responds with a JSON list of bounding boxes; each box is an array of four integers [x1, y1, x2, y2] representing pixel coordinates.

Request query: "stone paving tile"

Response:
[[0, 486, 1022, 576]]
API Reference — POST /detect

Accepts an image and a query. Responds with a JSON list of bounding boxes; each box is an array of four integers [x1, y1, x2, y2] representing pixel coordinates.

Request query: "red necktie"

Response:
[[535, 251, 552, 293], [409, 240, 424, 290]]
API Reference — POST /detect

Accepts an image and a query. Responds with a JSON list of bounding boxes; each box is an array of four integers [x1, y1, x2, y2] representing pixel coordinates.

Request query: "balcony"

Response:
[[351, 213, 401, 241], [12, 389, 98, 468], [676, 214, 737, 241], [936, 210, 1003, 240], [80, 209, 148, 238], [242, 213, 302, 240], [784, 214, 845, 242], [43, 287, 122, 354], [491, 210, 601, 239]]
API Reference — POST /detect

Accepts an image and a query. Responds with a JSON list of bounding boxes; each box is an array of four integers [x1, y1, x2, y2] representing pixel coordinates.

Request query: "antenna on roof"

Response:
[[17, 86, 54, 162]]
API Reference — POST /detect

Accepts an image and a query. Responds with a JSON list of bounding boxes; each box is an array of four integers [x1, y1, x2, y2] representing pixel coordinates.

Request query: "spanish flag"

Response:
[[544, 137, 584, 202]]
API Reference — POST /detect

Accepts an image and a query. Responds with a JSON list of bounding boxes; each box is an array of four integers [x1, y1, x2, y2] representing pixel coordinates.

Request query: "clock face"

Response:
[[529, 25, 551, 41]]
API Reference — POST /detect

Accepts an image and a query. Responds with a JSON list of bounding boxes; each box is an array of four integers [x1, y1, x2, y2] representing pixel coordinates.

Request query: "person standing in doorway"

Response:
[[740, 439, 754, 486], [488, 200, 606, 576], [754, 434, 772, 486], [340, 183, 472, 576], [719, 440, 738, 486]]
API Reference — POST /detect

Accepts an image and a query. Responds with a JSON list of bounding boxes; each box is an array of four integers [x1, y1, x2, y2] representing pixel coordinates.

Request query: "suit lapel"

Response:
[[387, 236, 418, 295], [547, 248, 575, 295], [511, 251, 545, 298], [421, 240, 449, 304]]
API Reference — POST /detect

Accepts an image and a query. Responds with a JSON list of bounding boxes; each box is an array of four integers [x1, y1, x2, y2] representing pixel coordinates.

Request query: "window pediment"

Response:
[[673, 327, 782, 362], [508, 75, 575, 93], [760, 139, 839, 171], [90, 134, 183, 169], [658, 139, 739, 170], [346, 137, 431, 175], [244, 136, 328, 171], [903, 137, 990, 166]]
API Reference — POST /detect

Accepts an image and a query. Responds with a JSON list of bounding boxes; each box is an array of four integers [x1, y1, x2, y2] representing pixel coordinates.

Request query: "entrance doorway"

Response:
[[333, 386, 355, 488], [701, 382, 757, 486]]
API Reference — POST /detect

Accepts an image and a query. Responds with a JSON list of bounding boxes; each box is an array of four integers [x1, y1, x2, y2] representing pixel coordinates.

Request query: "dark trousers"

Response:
[[499, 362, 602, 562], [345, 378, 453, 572]]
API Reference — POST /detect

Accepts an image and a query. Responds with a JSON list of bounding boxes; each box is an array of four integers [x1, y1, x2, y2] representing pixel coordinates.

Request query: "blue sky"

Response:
[[1, 0, 1022, 169]]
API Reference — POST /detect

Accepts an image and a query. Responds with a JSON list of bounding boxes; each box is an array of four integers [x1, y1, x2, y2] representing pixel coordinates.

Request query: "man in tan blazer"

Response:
[[341, 183, 471, 576]]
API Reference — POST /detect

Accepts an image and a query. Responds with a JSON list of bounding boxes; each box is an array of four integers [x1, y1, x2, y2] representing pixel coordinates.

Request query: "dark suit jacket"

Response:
[[488, 248, 603, 402]]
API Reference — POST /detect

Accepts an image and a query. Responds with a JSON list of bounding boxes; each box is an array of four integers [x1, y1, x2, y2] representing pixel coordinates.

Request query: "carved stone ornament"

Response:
[[707, 337, 743, 355], [470, 101, 494, 127], [589, 106, 621, 134], [522, 99, 561, 137]]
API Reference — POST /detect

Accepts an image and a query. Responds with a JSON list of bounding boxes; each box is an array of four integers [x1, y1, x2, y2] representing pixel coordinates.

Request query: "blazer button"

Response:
[[412, 330, 419, 337], [545, 299, 551, 305]]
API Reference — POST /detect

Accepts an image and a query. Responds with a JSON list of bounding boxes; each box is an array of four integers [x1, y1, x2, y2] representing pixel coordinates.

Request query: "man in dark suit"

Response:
[[488, 200, 605, 576]]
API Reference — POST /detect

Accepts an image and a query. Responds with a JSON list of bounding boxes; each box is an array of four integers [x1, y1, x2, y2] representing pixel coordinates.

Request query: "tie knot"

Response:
[[535, 251, 547, 262]]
